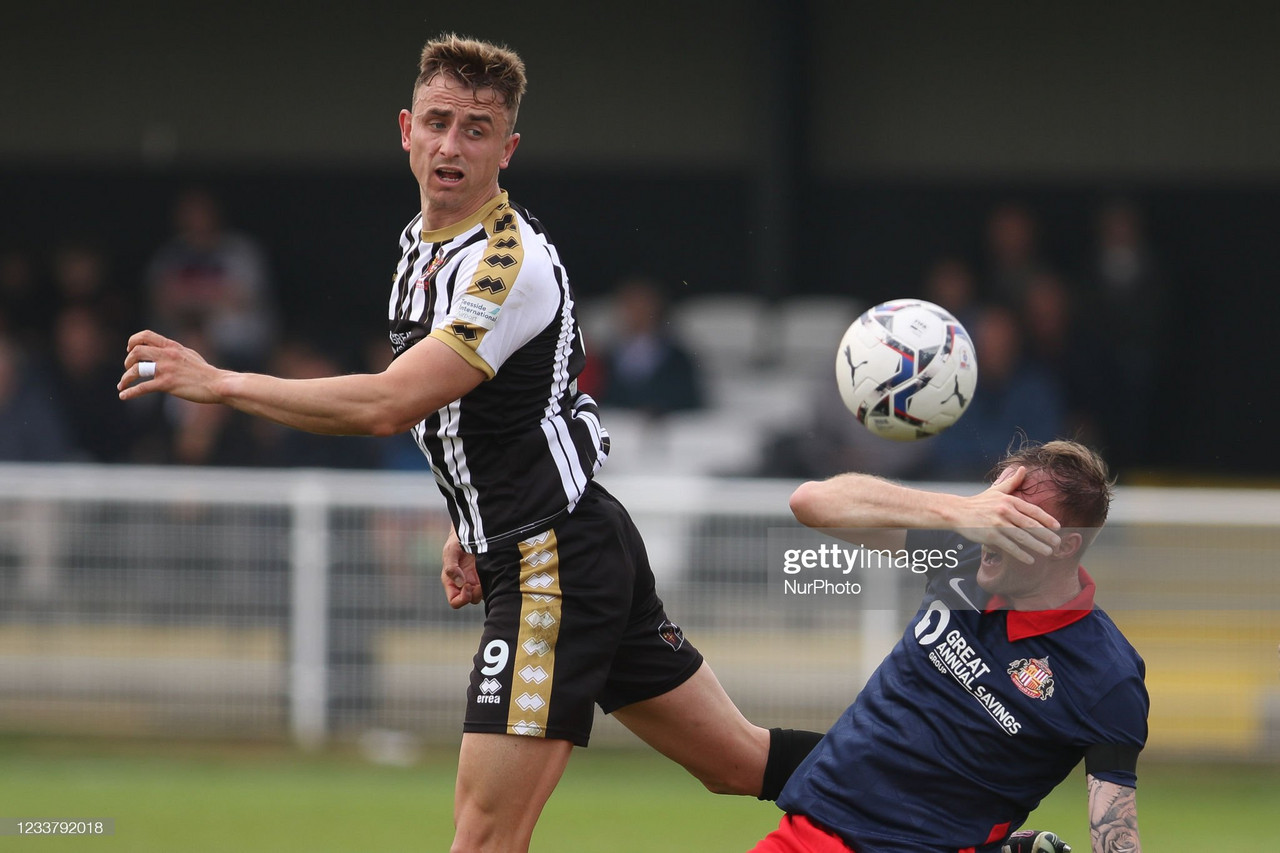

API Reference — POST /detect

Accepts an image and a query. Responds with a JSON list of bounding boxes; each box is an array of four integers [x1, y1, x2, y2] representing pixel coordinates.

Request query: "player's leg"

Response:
[[592, 484, 820, 798], [613, 674, 823, 800], [611, 660, 770, 795], [451, 732, 572, 853], [453, 521, 623, 851], [586, 484, 769, 795]]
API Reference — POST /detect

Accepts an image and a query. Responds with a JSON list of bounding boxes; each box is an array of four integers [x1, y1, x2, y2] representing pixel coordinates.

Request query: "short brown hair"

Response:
[[414, 33, 527, 133], [994, 439, 1115, 532]]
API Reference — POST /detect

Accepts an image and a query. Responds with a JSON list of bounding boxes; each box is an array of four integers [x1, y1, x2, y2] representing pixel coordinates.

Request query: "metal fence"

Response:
[[0, 463, 1277, 759]]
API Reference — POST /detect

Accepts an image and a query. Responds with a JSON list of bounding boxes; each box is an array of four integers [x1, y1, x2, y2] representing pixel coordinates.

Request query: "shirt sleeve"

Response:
[[1081, 675, 1149, 787], [428, 224, 559, 379]]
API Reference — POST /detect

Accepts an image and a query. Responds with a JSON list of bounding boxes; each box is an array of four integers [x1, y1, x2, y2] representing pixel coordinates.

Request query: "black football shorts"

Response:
[[462, 481, 704, 746]]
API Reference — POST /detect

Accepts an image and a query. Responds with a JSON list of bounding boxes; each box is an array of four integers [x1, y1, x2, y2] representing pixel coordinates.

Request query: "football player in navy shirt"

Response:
[[753, 440, 1146, 853]]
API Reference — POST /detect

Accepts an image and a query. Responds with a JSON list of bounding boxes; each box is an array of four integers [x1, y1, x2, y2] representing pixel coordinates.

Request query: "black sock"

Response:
[[758, 727, 824, 801]]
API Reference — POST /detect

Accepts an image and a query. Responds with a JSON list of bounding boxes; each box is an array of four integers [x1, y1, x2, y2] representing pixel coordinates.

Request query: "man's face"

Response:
[[399, 75, 520, 229], [977, 467, 1064, 599]]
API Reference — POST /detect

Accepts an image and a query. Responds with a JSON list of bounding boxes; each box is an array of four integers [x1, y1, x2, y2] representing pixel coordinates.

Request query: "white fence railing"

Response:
[[0, 463, 1277, 758]]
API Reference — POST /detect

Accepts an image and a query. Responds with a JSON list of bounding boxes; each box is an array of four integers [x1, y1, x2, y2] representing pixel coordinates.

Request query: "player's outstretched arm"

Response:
[[789, 465, 1060, 563], [118, 330, 484, 436], [1087, 774, 1141, 853]]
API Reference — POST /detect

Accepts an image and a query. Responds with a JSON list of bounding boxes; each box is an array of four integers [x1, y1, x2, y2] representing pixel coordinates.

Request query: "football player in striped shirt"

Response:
[[121, 32, 834, 853]]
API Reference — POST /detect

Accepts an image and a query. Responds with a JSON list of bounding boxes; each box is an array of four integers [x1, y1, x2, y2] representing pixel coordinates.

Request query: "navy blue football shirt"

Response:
[[777, 530, 1148, 853]]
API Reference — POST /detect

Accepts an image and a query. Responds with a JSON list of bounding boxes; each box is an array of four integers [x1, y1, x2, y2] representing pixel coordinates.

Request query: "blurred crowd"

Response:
[[761, 198, 1169, 481], [0, 187, 410, 471], [0, 189, 1167, 480]]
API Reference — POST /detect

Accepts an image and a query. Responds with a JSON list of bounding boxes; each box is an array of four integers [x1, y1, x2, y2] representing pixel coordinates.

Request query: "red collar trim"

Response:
[[985, 567, 1096, 641]]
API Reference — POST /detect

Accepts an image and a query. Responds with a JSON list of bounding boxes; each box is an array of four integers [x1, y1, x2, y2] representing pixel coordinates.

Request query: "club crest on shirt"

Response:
[[1008, 656, 1055, 700], [415, 252, 446, 289], [658, 620, 685, 651]]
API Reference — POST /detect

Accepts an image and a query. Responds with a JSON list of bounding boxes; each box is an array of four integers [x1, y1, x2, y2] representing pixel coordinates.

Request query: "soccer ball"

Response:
[[835, 298, 977, 441]]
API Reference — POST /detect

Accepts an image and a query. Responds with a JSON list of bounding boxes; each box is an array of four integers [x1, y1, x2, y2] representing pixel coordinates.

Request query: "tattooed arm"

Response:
[[1087, 774, 1141, 853]]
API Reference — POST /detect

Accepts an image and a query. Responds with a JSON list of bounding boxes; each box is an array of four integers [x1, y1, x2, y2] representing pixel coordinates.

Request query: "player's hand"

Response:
[[441, 527, 482, 608], [118, 330, 226, 403], [999, 829, 1071, 853], [954, 465, 1061, 564]]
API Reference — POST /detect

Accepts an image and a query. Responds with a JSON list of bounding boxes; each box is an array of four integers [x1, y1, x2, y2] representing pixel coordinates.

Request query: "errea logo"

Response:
[[518, 665, 548, 685], [476, 677, 502, 705]]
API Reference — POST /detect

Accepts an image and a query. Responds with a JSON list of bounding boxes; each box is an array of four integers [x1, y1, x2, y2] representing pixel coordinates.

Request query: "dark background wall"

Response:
[[3, 1, 1278, 475], [6, 3, 1277, 174]]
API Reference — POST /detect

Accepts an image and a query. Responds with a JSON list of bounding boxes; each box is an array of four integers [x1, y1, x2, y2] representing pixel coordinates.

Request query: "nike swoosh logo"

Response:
[[949, 577, 980, 611]]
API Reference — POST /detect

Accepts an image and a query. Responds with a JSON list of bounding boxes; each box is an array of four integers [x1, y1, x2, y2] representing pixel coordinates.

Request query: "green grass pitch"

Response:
[[0, 736, 1273, 851]]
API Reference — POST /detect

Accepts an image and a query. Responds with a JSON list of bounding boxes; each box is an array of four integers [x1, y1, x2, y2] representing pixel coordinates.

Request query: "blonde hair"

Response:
[[414, 33, 527, 133]]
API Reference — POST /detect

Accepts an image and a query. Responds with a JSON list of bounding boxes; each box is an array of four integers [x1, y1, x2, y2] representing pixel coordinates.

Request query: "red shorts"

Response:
[[750, 814, 1012, 853], [750, 815, 853, 853]]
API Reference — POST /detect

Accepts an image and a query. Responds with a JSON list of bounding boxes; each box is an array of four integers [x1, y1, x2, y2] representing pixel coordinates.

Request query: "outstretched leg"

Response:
[[611, 661, 771, 796]]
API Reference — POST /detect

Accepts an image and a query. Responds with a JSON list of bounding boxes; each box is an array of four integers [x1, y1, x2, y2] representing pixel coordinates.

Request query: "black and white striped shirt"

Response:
[[388, 192, 609, 553]]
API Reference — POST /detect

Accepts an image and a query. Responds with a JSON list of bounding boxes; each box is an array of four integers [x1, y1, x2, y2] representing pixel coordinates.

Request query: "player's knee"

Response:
[[452, 801, 528, 853], [450, 824, 523, 853], [699, 776, 741, 795], [686, 727, 772, 796], [449, 840, 510, 853], [693, 765, 758, 796]]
